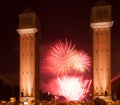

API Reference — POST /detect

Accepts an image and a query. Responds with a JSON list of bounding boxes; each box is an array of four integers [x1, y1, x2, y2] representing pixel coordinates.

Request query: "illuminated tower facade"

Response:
[[90, 1, 114, 99], [17, 8, 40, 101]]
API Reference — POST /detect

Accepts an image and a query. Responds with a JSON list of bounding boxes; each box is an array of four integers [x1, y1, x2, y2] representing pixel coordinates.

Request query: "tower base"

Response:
[[20, 96, 35, 103], [93, 95, 111, 101]]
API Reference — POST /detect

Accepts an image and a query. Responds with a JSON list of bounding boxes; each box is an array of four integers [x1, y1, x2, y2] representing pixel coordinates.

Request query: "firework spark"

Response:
[[43, 39, 91, 75], [72, 51, 91, 72], [44, 40, 77, 75], [41, 76, 92, 101], [57, 76, 92, 101]]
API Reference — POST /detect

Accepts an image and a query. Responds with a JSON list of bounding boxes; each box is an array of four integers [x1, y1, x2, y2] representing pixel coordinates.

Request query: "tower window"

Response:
[[96, 32, 98, 35], [96, 87, 98, 90], [22, 37, 24, 40], [106, 31, 108, 35], [106, 49, 108, 52], [30, 36, 33, 40]]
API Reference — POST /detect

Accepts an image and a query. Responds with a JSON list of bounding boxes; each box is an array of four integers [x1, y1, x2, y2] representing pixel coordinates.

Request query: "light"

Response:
[[17, 28, 38, 34], [23, 101, 28, 105], [90, 21, 114, 29]]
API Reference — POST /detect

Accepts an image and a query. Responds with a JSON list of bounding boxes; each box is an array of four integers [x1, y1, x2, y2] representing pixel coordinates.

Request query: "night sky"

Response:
[[0, 0, 120, 81]]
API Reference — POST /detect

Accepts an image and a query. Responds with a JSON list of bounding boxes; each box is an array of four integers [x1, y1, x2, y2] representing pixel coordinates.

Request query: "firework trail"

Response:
[[40, 76, 92, 101]]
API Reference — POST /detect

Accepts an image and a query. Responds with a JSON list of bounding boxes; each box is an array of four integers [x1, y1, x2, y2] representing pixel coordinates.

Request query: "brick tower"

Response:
[[90, 0, 114, 99], [17, 8, 41, 102]]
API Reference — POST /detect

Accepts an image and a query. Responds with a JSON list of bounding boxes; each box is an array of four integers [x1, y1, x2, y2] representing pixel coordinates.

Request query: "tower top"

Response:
[[17, 7, 41, 36], [95, 0, 110, 6], [18, 7, 40, 30], [90, 0, 114, 28], [90, 0, 112, 23], [22, 7, 34, 14]]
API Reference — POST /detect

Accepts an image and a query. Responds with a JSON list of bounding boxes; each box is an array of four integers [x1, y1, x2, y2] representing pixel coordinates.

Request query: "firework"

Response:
[[72, 51, 91, 72], [43, 39, 91, 76], [40, 39, 92, 101], [57, 76, 92, 101], [41, 76, 92, 101], [44, 39, 77, 76]]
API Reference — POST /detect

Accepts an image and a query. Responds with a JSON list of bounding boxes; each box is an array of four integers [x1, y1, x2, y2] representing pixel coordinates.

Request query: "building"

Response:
[[90, 0, 114, 100], [17, 8, 41, 102]]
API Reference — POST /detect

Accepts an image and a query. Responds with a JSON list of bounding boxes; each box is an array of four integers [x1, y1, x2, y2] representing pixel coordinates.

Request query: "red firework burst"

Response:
[[43, 39, 91, 76], [44, 39, 77, 75]]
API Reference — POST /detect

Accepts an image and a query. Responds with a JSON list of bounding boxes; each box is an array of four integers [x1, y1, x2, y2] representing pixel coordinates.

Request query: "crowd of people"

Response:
[[39, 99, 120, 105], [0, 97, 120, 105]]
